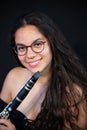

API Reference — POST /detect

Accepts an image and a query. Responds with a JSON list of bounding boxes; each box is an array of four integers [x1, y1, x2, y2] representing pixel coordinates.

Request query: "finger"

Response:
[[0, 119, 8, 127], [0, 119, 16, 130]]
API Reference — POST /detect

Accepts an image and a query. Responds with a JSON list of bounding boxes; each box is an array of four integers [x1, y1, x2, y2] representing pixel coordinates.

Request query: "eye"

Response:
[[17, 45, 26, 51], [33, 42, 43, 48]]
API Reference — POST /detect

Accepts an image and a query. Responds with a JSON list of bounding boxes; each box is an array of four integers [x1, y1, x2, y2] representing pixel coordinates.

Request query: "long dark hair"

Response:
[[10, 11, 87, 130]]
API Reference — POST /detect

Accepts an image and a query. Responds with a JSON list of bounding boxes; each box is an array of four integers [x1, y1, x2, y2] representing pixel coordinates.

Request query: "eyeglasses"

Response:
[[13, 41, 46, 56]]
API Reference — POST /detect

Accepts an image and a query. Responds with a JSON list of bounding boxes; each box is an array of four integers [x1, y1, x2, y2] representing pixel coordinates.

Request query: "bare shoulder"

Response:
[[65, 83, 87, 128], [0, 67, 29, 103], [72, 84, 87, 128], [2, 66, 26, 85], [73, 83, 83, 96], [66, 83, 83, 97], [7, 66, 26, 76], [65, 83, 85, 108]]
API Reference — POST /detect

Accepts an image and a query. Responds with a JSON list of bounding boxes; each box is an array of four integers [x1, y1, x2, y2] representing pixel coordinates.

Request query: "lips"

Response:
[[28, 60, 40, 68]]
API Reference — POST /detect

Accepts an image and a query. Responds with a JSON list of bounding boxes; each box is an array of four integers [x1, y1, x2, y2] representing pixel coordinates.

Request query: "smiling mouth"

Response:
[[29, 60, 40, 67]]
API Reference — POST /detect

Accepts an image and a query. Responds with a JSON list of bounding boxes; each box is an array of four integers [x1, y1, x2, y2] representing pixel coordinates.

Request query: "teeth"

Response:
[[30, 61, 38, 64]]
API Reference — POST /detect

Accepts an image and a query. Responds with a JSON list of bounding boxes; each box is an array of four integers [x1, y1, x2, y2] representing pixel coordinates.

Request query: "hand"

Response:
[[0, 119, 16, 130]]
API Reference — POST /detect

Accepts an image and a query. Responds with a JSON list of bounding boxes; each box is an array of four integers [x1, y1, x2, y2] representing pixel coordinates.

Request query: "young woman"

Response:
[[0, 11, 87, 130]]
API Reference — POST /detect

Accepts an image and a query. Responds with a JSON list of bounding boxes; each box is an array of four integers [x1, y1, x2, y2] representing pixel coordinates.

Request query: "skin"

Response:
[[15, 25, 52, 74], [0, 25, 53, 129], [0, 25, 87, 130], [0, 119, 16, 130]]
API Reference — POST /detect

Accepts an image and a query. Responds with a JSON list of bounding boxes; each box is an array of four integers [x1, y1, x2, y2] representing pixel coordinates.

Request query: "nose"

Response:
[[26, 47, 36, 58]]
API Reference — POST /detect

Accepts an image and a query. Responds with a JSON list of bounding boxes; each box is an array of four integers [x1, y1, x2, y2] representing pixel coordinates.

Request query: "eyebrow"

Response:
[[16, 38, 46, 46]]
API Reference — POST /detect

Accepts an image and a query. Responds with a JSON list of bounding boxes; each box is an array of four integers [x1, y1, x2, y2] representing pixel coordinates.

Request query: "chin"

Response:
[[30, 69, 41, 74]]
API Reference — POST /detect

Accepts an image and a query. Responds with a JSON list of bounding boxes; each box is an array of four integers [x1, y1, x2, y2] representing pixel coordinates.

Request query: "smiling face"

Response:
[[14, 25, 52, 75]]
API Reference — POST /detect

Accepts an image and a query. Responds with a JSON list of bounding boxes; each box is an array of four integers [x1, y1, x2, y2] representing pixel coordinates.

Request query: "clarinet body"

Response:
[[0, 71, 41, 119]]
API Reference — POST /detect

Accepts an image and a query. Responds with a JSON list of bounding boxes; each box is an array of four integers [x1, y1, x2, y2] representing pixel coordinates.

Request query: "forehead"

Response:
[[15, 25, 47, 44]]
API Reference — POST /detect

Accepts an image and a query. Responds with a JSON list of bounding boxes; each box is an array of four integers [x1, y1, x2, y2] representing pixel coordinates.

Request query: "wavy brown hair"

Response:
[[9, 11, 87, 130]]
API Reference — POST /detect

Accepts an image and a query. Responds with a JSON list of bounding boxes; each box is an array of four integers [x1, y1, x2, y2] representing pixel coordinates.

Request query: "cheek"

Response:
[[42, 47, 52, 61], [18, 56, 25, 62], [42, 48, 52, 57]]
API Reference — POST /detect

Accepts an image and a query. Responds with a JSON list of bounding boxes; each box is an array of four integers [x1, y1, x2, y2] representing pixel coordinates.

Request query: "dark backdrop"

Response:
[[0, 0, 87, 91]]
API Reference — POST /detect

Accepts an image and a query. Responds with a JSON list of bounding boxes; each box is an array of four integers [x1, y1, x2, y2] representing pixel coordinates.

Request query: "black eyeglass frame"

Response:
[[12, 41, 46, 56]]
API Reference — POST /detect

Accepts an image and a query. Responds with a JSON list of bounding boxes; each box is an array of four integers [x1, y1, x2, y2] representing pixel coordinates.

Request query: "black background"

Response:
[[0, 0, 87, 91]]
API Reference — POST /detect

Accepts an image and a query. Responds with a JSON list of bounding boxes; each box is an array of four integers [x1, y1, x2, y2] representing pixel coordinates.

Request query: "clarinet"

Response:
[[0, 71, 41, 119]]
